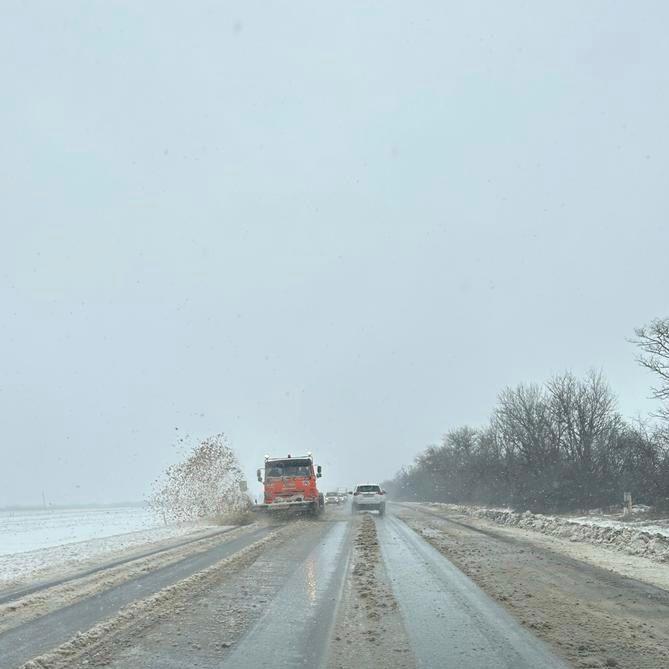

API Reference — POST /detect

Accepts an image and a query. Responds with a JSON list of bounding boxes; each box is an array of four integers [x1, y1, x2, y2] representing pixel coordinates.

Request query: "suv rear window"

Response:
[[356, 485, 380, 493]]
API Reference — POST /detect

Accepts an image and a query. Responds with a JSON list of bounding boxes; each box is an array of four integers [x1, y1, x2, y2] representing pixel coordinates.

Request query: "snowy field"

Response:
[[0, 506, 218, 586], [0, 506, 161, 556]]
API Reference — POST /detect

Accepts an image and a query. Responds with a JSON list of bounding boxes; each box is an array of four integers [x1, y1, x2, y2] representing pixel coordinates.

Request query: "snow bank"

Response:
[[434, 505, 669, 563], [564, 515, 669, 538]]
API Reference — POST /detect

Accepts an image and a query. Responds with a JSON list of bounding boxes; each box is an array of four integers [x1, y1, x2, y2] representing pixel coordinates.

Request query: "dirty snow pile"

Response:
[[429, 504, 669, 563], [565, 512, 669, 538]]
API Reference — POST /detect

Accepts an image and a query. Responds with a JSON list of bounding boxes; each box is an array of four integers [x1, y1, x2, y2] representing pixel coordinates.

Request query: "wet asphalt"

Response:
[[378, 513, 567, 668], [0, 526, 273, 669], [221, 518, 352, 668], [3, 508, 568, 669]]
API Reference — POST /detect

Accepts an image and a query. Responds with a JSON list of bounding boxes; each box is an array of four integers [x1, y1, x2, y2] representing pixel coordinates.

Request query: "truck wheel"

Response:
[[311, 497, 324, 518]]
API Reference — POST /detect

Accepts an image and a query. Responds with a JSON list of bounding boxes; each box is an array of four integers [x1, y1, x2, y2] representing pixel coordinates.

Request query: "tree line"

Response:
[[384, 318, 669, 513]]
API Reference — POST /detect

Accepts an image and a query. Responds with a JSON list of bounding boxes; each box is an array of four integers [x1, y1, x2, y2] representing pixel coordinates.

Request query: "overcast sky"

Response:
[[2, 1, 668, 506]]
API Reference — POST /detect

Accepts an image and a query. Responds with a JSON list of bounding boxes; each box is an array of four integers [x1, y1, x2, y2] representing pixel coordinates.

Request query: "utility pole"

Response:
[[623, 492, 632, 517]]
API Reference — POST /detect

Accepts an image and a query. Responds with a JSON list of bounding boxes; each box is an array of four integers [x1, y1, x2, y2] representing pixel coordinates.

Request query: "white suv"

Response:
[[351, 484, 386, 516]]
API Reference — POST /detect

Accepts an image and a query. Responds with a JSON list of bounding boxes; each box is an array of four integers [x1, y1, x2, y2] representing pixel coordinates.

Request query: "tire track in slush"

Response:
[[220, 519, 352, 669], [0, 526, 238, 606], [377, 513, 568, 669], [0, 526, 275, 669]]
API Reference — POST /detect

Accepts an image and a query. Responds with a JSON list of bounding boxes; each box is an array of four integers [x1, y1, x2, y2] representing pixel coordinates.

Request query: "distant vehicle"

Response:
[[325, 491, 342, 505], [351, 483, 386, 516], [253, 453, 324, 516], [336, 488, 349, 503]]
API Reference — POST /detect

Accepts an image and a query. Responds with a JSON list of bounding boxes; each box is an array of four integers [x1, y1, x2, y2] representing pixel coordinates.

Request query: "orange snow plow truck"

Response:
[[253, 453, 324, 516]]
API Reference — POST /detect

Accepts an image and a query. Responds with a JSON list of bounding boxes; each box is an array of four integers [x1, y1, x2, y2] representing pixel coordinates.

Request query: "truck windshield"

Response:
[[265, 460, 312, 478]]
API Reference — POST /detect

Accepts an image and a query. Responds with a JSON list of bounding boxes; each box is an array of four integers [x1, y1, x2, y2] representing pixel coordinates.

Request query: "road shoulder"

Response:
[[396, 504, 669, 669], [417, 503, 669, 592]]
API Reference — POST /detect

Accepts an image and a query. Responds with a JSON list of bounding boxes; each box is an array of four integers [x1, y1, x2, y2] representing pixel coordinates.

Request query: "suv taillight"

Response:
[[353, 491, 360, 496], [379, 490, 385, 495]]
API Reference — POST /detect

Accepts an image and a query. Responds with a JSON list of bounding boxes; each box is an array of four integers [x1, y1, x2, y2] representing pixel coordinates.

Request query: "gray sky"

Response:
[[2, 1, 668, 506]]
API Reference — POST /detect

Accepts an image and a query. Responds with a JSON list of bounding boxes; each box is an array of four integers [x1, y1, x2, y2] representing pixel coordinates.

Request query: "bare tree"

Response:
[[386, 370, 664, 512], [632, 318, 669, 421], [547, 370, 619, 469], [494, 383, 558, 468]]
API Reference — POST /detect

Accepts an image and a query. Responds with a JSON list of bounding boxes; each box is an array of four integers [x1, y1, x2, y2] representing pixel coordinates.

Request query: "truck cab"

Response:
[[255, 454, 324, 515]]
